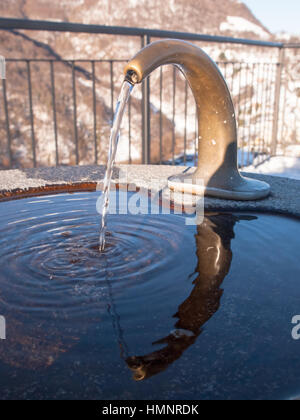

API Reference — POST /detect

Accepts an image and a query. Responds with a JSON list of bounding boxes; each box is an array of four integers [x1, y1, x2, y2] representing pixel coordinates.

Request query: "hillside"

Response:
[[0, 0, 271, 41]]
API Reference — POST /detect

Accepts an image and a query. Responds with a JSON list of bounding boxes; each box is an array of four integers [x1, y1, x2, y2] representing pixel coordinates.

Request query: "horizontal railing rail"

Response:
[[0, 17, 289, 48]]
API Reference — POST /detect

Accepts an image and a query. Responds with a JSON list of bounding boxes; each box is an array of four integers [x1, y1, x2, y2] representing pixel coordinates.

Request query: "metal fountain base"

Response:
[[168, 172, 271, 201]]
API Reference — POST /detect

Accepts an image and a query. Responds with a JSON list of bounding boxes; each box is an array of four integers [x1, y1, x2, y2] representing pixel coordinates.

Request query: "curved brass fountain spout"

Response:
[[124, 39, 270, 201]]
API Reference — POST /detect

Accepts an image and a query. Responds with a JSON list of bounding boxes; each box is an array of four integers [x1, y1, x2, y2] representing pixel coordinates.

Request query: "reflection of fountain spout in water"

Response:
[[126, 214, 256, 381]]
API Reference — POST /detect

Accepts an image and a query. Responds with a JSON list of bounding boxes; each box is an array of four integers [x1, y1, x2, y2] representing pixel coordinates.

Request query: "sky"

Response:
[[244, 0, 300, 34]]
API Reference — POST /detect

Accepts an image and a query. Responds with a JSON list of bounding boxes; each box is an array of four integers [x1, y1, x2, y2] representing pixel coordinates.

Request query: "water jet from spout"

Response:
[[99, 81, 134, 251]]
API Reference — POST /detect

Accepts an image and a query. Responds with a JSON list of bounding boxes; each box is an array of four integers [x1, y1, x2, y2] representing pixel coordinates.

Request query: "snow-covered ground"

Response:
[[220, 16, 271, 40], [245, 156, 300, 180], [169, 152, 300, 181]]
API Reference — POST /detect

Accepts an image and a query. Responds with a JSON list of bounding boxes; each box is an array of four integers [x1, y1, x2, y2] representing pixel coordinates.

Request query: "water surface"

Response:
[[0, 191, 299, 400]]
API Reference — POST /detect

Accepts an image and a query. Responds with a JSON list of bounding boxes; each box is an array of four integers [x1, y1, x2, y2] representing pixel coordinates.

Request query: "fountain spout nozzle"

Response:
[[124, 70, 139, 85], [124, 39, 270, 201]]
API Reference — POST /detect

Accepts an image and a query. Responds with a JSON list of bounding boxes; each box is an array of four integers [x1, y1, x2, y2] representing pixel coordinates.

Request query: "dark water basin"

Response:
[[0, 190, 299, 400]]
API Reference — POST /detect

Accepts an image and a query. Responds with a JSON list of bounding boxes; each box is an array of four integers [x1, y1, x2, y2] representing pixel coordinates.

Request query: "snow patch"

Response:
[[245, 157, 300, 180], [128, 0, 139, 6], [220, 16, 270, 39]]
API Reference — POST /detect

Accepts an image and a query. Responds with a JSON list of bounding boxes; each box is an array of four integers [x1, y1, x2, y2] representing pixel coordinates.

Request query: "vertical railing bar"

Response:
[[228, 63, 234, 95], [146, 56, 151, 165], [241, 63, 250, 168], [194, 104, 197, 166], [246, 64, 252, 166], [128, 95, 132, 164], [140, 36, 145, 164], [257, 62, 263, 162], [172, 65, 176, 165], [2, 78, 13, 167], [110, 60, 114, 121], [261, 63, 269, 159], [253, 62, 261, 165], [279, 68, 287, 153], [265, 63, 271, 157], [245, 63, 251, 167], [267, 63, 274, 156], [294, 95, 299, 144], [264, 63, 272, 160], [246, 63, 252, 166], [72, 61, 79, 165], [247, 63, 256, 165], [159, 66, 163, 164], [141, 35, 151, 164], [278, 69, 284, 153], [271, 48, 284, 156], [236, 63, 243, 165], [256, 62, 262, 164], [184, 79, 188, 165], [27, 60, 37, 168], [240, 63, 245, 168], [92, 61, 98, 164], [268, 63, 276, 157], [268, 63, 276, 156], [261, 62, 267, 163], [257, 62, 264, 164], [240, 63, 246, 168], [223, 62, 228, 84], [50, 61, 59, 166], [262, 63, 270, 157], [247, 63, 255, 166], [230, 62, 235, 94]]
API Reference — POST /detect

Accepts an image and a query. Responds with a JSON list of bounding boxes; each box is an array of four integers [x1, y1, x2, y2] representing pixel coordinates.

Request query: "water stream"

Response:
[[99, 81, 134, 251]]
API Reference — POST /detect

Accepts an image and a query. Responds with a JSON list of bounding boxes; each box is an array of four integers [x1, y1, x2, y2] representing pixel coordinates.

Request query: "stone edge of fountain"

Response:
[[0, 164, 299, 219]]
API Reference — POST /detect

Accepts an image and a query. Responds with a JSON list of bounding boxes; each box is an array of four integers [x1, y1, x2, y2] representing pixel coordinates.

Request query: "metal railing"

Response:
[[0, 18, 299, 170], [2, 58, 128, 168]]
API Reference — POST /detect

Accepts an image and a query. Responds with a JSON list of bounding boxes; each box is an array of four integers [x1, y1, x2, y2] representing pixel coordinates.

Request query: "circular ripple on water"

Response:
[[0, 192, 195, 320]]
